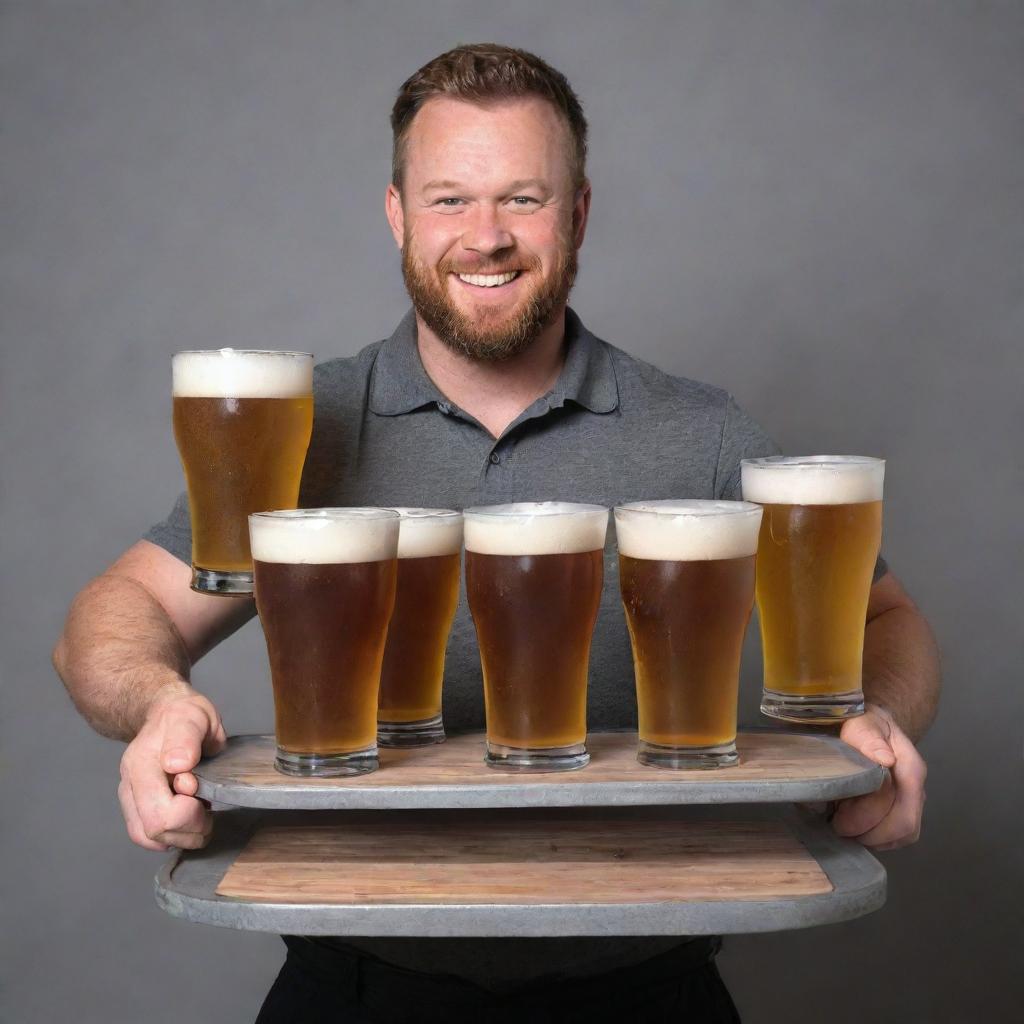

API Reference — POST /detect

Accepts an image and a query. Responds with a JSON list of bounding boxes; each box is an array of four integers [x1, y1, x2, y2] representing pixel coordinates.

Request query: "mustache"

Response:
[[439, 255, 541, 276]]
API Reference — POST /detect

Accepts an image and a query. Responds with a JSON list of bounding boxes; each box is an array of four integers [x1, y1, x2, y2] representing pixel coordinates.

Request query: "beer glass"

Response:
[[464, 502, 608, 772], [377, 508, 463, 747], [173, 349, 313, 595], [249, 508, 399, 776], [615, 500, 762, 769], [741, 456, 884, 723]]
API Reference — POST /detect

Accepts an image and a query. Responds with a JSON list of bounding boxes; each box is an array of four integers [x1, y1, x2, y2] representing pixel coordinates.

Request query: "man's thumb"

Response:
[[845, 714, 897, 768], [160, 713, 207, 773]]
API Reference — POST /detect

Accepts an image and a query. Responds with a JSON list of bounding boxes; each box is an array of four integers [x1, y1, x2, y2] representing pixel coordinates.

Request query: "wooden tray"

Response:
[[194, 730, 884, 810], [155, 805, 886, 936]]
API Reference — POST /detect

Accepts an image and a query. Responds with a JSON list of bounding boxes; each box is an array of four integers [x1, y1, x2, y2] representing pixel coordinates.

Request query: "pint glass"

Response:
[[377, 508, 463, 747], [465, 502, 608, 772], [173, 350, 313, 595], [741, 456, 884, 723], [249, 508, 399, 776], [615, 500, 762, 769]]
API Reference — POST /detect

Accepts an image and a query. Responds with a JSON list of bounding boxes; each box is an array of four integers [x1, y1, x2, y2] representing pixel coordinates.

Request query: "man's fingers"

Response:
[[117, 778, 169, 852], [160, 812, 216, 851], [855, 731, 927, 849], [173, 771, 199, 797], [125, 748, 211, 843], [832, 774, 896, 838]]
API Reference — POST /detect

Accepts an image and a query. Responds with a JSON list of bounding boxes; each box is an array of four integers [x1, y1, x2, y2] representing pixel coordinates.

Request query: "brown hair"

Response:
[[390, 43, 588, 189]]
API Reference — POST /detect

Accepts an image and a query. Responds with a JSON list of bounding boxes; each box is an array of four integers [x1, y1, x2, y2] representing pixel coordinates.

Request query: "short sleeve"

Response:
[[142, 490, 192, 565], [715, 396, 781, 501]]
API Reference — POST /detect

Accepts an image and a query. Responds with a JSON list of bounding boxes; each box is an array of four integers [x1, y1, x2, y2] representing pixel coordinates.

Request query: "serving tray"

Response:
[[155, 805, 886, 936], [193, 730, 885, 810]]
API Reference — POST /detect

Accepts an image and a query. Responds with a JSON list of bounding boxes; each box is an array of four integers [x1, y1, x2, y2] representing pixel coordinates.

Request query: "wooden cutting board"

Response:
[[216, 816, 833, 905]]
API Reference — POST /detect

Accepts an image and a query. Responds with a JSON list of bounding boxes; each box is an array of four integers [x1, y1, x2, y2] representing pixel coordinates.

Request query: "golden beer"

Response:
[[172, 350, 313, 595], [615, 501, 761, 768], [741, 456, 884, 722], [377, 509, 463, 747], [464, 502, 608, 772], [249, 508, 399, 776]]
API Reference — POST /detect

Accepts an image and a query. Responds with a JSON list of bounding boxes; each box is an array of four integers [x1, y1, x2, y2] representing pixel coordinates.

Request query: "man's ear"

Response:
[[385, 184, 405, 249], [572, 179, 592, 250]]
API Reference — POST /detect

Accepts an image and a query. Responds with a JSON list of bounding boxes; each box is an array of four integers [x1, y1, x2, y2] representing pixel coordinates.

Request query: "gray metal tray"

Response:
[[194, 731, 885, 810], [155, 805, 886, 936]]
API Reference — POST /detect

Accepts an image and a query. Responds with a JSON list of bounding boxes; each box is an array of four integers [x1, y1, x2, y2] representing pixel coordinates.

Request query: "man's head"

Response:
[[385, 44, 591, 361]]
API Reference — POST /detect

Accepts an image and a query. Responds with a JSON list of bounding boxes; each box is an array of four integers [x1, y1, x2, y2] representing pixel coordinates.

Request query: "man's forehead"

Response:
[[402, 95, 572, 186]]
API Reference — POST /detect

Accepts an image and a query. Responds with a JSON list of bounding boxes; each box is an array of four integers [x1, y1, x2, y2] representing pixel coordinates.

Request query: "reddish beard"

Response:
[[401, 236, 578, 362]]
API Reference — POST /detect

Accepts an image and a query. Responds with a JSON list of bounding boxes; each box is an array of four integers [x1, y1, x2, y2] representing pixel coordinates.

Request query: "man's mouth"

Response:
[[454, 271, 521, 288]]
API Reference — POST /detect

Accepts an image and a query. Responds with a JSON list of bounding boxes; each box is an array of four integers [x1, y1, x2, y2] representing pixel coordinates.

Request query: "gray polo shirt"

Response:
[[145, 308, 883, 986], [147, 307, 794, 735]]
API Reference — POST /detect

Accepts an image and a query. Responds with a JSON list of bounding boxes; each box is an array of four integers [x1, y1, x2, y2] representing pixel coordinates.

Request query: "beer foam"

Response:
[[464, 502, 608, 556], [172, 350, 313, 398], [741, 456, 884, 506], [614, 501, 762, 561], [390, 508, 464, 558], [249, 509, 399, 564]]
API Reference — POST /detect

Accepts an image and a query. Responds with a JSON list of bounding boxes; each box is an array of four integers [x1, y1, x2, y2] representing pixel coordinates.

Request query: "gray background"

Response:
[[2, 1, 1020, 1021]]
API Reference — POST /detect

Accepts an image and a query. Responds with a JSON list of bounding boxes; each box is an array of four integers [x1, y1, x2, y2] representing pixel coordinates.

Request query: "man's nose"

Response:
[[460, 203, 514, 257]]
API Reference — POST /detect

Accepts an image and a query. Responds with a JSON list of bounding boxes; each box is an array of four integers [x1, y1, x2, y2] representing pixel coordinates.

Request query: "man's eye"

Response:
[[510, 196, 540, 207], [433, 198, 465, 208]]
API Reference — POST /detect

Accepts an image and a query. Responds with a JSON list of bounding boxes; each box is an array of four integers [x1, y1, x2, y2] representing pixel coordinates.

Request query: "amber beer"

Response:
[[615, 501, 762, 769], [465, 502, 608, 772], [377, 509, 463, 747], [172, 350, 313, 595], [249, 508, 399, 776], [741, 456, 884, 722]]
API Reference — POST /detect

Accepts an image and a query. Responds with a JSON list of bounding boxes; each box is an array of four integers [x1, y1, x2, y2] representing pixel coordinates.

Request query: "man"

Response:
[[54, 44, 940, 1023]]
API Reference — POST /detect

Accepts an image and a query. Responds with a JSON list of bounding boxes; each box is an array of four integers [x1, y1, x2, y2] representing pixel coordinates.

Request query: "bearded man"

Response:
[[54, 44, 939, 1023]]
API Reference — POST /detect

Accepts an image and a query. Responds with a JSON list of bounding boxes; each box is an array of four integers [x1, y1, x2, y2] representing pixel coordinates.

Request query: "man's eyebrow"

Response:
[[419, 178, 552, 193], [421, 180, 465, 192], [505, 179, 551, 193]]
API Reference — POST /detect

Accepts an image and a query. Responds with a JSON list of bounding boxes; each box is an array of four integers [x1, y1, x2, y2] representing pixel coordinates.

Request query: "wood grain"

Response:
[[215, 817, 833, 904], [202, 731, 863, 789]]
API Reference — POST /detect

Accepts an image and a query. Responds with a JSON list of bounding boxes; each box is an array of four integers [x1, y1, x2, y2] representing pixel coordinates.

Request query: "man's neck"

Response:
[[415, 309, 568, 439]]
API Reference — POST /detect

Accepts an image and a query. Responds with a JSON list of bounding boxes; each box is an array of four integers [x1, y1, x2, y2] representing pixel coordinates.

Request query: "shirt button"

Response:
[[489, 452, 501, 465], [438, 402, 451, 414]]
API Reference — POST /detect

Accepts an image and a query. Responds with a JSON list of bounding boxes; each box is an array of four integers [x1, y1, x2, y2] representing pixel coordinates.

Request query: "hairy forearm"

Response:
[[53, 574, 196, 742], [862, 604, 940, 742]]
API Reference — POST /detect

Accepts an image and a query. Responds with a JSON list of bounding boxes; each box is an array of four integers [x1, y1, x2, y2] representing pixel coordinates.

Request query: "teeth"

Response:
[[457, 271, 519, 287]]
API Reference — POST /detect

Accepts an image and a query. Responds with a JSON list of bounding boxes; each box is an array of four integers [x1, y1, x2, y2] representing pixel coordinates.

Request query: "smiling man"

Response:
[[54, 44, 940, 1023]]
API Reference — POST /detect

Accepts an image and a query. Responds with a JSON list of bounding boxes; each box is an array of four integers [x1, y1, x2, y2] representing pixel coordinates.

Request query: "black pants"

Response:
[[256, 936, 741, 1023]]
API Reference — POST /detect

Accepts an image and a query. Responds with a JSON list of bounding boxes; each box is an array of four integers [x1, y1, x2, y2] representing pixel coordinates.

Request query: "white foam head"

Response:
[[464, 502, 609, 556], [741, 456, 884, 506], [390, 508, 464, 558], [249, 508, 399, 564], [614, 500, 762, 560], [173, 350, 313, 398]]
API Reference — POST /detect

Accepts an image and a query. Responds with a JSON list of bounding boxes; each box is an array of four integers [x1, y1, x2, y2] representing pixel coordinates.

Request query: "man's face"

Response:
[[386, 96, 590, 360]]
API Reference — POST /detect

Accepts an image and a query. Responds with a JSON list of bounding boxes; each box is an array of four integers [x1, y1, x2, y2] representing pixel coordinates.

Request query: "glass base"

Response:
[[275, 745, 378, 777], [191, 567, 253, 596], [485, 740, 589, 773], [637, 739, 738, 770], [378, 714, 445, 748], [761, 688, 865, 724]]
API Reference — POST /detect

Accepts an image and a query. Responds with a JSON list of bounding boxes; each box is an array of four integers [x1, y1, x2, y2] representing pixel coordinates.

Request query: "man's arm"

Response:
[[53, 540, 254, 851], [833, 571, 941, 850]]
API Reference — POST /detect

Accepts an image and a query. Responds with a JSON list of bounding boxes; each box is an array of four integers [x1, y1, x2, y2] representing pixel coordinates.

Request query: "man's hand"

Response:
[[117, 688, 226, 852], [832, 703, 927, 851]]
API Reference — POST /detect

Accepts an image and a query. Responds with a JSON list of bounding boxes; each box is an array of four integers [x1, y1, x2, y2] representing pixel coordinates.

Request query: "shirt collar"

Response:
[[368, 307, 620, 417]]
